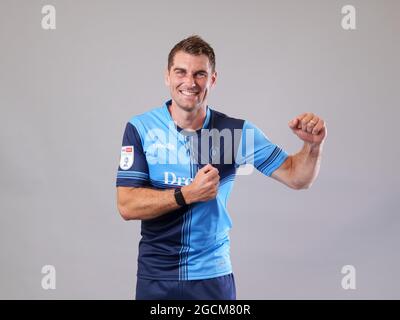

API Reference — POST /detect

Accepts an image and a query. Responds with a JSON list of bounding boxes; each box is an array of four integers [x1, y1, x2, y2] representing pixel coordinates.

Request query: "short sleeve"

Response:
[[116, 121, 150, 187], [237, 120, 288, 176]]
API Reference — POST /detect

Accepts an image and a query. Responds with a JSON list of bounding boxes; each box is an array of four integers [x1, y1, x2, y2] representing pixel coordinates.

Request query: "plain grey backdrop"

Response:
[[1, 0, 399, 299]]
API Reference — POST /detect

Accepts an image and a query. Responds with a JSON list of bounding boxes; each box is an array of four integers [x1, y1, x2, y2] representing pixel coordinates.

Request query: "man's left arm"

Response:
[[271, 112, 327, 190]]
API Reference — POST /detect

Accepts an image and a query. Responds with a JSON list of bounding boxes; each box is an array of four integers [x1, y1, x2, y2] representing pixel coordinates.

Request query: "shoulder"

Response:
[[128, 105, 165, 127], [210, 108, 246, 130], [125, 104, 170, 140]]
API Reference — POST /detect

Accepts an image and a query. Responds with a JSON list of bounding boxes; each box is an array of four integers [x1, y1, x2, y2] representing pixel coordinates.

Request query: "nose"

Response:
[[184, 74, 196, 88]]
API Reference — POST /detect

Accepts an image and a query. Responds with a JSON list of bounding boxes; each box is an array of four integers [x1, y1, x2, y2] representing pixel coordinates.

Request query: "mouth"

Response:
[[179, 89, 200, 98]]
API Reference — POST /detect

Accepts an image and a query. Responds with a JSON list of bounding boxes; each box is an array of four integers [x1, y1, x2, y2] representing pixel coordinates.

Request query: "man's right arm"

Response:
[[117, 186, 181, 221], [117, 164, 220, 221]]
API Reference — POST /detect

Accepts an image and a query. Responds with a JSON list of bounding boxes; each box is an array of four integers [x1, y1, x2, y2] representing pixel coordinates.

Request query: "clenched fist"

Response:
[[181, 164, 220, 204], [288, 112, 327, 146]]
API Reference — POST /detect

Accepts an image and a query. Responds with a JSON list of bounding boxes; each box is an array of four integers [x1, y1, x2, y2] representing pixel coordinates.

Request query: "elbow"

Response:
[[117, 203, 130, 220], [117, 203, 138, 221], [297, 183, 312, 190], [117, 187, 142, 221], [291, 180, 313, 190]]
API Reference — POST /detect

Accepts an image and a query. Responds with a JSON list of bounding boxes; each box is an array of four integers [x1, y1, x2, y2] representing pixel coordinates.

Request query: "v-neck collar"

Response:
[[162, 99, 212, 134]]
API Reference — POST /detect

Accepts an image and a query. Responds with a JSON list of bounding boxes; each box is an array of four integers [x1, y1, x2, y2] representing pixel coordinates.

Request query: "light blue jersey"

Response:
[[116, 100, 288, 280]]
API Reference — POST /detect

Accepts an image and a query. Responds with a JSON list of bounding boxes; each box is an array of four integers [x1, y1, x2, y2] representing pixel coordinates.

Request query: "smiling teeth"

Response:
[[180, 90, 198, 96]]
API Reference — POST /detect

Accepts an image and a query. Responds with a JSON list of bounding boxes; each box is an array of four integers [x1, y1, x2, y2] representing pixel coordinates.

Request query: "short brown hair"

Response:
[[168, 35, 216, 72]]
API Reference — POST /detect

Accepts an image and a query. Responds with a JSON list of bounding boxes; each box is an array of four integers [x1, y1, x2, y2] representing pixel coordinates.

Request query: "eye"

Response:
[[196, 72, 207, 78]]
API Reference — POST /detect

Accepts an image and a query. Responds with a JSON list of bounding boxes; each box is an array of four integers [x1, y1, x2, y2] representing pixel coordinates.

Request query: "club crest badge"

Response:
[[120, 146, 134, 170]]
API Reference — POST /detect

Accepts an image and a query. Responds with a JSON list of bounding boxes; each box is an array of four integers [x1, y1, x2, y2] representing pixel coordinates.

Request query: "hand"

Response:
[[181, 164, 220, 204], [288, 113, 327, 146]]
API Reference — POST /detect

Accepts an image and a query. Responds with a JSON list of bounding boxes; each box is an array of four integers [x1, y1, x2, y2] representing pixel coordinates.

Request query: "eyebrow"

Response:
[[172, 67, 208, 74]]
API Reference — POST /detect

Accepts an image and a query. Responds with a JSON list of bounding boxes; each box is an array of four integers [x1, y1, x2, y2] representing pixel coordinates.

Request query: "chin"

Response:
[[180, 103, 197, 112], [175, 99, 200, 112]]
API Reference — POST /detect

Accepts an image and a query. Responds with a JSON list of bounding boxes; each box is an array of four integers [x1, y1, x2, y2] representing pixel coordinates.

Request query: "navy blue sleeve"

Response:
[[116, 121, 150, 187]]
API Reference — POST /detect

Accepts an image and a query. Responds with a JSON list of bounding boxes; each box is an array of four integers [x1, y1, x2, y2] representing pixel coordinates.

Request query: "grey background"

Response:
[[0, 0, 399, 299]]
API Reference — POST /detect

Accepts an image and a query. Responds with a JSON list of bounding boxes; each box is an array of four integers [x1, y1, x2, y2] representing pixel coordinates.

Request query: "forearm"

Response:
[[118, 185, 196, 221], [118, 187, 180, 221], [290, 142, 324, 189]]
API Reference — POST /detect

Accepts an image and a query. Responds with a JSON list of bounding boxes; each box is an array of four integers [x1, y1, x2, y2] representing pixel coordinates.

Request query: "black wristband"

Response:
[[174, 188, 187, 206]]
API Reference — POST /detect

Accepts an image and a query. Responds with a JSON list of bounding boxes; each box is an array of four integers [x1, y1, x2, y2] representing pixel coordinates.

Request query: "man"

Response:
[[116, 35, 327, 300]]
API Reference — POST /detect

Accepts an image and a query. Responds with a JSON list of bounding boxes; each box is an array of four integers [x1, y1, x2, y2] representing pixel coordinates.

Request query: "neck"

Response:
[[169, 100, 207, 131]]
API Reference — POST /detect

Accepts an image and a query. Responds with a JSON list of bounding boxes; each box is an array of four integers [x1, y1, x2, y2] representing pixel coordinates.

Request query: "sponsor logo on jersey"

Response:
[[164, 172, 193, 186]]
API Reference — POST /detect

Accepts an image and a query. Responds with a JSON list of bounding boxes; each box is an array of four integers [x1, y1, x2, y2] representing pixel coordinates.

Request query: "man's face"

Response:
[[165, 51, 217, 112]]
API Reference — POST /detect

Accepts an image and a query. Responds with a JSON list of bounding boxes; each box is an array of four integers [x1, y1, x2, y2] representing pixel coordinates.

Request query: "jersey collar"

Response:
[[162, 99, 212, 133]]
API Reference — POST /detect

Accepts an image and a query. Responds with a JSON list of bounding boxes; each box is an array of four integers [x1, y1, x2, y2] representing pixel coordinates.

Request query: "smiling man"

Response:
[[116, 35, 327, 300]]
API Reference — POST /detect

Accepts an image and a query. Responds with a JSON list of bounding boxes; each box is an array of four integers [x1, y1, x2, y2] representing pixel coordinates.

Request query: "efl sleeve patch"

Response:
[[119, 146, 134, 170], [116, 122, 150, 187]]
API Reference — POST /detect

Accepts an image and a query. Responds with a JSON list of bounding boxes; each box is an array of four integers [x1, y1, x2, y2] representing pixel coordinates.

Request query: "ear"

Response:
[[164, 69, 170, 86], [210, 71, 217, 88]]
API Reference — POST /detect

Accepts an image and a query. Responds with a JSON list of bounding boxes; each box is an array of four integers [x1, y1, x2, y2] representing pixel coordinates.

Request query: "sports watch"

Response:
[[174, 188, 187, 206]]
